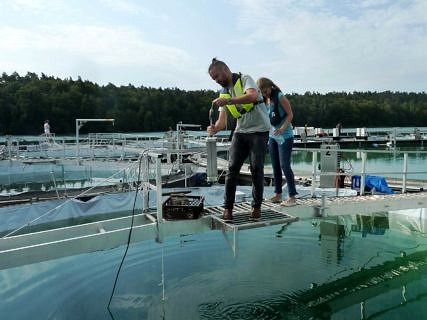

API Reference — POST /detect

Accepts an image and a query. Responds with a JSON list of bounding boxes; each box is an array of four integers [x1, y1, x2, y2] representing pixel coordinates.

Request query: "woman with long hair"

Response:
[[257, 77, 297, 206]]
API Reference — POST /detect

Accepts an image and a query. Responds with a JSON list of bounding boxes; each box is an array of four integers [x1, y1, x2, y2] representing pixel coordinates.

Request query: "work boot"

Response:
[[250, 207, 261, 221], [222, 208, 233, 221]]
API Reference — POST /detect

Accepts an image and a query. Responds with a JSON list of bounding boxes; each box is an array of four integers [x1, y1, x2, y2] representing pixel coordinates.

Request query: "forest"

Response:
[[1, 72, 426, 135]]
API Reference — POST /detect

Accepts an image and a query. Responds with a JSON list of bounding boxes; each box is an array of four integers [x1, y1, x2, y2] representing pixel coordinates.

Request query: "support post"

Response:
[[142, 156, 150, 212], [76, 119, 79, 158], [402, 153, 408, 193], [184, 164, 188, 188], [311, 151, 317, 197], [155, 156, 163, 243], [360, 152, 367, 195]]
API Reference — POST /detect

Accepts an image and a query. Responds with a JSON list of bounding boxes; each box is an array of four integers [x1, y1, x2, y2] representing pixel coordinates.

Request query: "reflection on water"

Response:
[[1, 209, 427, 319]]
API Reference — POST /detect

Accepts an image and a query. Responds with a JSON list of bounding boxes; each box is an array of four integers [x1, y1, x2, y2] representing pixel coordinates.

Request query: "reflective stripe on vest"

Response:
[[219, 74, 255, 119]]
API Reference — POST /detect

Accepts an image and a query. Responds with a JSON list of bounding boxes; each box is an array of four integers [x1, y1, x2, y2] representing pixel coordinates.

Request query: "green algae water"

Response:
[[1, 209, 427, 319]]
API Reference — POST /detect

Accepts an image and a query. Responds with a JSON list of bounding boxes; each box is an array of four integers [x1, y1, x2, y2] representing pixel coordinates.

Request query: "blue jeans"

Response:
[[225, 131, 269, 209], [269, 137, 298, 197]]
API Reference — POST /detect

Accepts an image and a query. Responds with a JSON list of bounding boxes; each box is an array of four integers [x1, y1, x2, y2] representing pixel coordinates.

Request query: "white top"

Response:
[[44, 122, 50, 134]]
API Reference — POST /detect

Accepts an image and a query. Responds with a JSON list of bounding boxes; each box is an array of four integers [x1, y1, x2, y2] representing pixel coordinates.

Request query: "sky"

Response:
[[0, 0, 426, 93]]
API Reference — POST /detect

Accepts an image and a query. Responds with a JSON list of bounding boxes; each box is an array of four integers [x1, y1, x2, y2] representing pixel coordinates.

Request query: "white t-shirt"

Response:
[[44, 122, 50, 134]]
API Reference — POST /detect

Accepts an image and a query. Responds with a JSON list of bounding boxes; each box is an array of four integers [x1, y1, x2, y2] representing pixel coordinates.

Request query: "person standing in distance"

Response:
[[257, 77, 298, 206], [207, 58, 270, 221], [44, 120, 50, 135]]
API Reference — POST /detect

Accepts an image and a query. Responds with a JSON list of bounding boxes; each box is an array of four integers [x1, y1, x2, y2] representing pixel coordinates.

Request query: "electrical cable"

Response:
[[107, 154, 144, 319]]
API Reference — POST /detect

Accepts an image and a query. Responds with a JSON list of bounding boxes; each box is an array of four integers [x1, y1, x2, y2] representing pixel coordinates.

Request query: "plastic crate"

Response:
[[162, 194, 204, 220]]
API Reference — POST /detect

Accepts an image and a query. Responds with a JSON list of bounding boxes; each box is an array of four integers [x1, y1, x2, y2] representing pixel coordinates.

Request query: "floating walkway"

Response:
[[1, 190, 426, 270], [270, 191, 427, 219], [0, 198, 300, 270]]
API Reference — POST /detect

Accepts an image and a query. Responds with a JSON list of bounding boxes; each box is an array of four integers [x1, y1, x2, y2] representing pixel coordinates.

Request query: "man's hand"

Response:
[[207, 124, 217, 136], [212, 97, 228, 107]]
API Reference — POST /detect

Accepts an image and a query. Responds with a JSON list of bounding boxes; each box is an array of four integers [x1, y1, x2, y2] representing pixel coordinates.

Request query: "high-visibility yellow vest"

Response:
[[219, 73, 256, 119]]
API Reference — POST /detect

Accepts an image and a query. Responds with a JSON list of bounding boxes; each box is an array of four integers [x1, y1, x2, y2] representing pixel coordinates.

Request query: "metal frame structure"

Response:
[[75, 118, 115, 157]]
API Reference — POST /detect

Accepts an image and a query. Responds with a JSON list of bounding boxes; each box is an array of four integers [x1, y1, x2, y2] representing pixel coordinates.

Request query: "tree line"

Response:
[[1, 72, 426, 135]]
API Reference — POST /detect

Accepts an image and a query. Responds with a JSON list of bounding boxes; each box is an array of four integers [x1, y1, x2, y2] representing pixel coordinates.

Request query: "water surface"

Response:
[[1, 209, 427, 319]]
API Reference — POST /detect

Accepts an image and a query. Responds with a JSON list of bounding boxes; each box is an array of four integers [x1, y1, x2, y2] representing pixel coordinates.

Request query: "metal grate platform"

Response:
[[263, 191, 427, 207], [205, 202, 298, 230]]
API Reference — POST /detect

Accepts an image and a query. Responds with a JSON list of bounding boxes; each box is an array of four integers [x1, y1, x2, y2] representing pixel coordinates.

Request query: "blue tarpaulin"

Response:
[[352, 175, 394, 194]]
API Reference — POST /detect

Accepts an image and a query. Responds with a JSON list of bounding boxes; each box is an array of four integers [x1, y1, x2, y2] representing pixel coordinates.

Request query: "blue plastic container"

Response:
[[351, 175, 361, 190]]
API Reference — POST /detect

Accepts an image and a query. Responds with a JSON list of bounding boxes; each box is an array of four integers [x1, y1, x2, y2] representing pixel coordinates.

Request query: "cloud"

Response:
[[4, 0, 66, 13], [0, 23, 209, 88], [359, 0, 392, 8], [1, 0, 425, 92], [97, 0, 147, 15], [0, 24, 190, 69], [229, 0, 427, 92]]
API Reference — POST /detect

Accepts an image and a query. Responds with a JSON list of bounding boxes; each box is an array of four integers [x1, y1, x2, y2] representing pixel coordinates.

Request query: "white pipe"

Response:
[[184, 164, 188, 188], [402, 153, 408, 193], [76, 118, 115, 122], [155, 156, 164, 243], [76, 119, 79, 158], [143, 156, 150, 212], [156, 157, 163, 223], [311, 151, 317, 197], [360, 152, 367, 195], [206, 137, 218, 183]]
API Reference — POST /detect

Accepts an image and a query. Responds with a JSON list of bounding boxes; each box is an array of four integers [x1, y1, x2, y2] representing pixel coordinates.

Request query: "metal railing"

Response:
[[1, 148, 166, 237], [293, 146, 427, 197]]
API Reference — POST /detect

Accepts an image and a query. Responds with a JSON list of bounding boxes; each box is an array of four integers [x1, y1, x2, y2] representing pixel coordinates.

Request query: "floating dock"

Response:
[[1, 190, 426, 270]]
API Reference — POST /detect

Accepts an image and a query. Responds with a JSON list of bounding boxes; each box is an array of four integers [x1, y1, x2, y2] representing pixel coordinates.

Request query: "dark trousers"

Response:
[[224, 131, 268, 209], [269, 137, 298, 197]]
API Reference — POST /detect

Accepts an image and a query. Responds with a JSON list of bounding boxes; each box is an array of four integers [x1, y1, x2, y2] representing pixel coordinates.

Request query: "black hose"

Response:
[[107, 155, 143, 319]]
